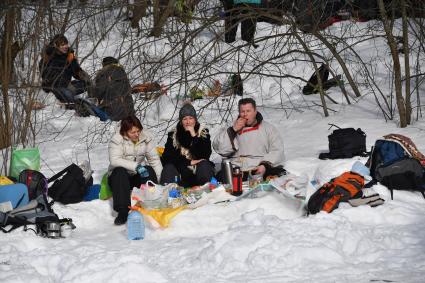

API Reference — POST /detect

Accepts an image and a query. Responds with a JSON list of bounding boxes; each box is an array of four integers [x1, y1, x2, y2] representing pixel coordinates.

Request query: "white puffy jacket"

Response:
[[108, 130, 162, 179]]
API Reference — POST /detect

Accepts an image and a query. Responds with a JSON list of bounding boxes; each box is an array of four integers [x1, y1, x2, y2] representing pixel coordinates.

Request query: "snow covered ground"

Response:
[[2, 91, 425, 282], [2, 15, 425, 283]]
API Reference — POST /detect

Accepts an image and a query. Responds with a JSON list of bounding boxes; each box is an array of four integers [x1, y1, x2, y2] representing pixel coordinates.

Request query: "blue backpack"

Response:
[[367, 138, 425, 199]]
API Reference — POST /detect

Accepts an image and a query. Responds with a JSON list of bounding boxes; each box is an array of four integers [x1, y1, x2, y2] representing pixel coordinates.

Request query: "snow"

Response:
[[3, 93, 425, 282], [2, 15, 425, 283]]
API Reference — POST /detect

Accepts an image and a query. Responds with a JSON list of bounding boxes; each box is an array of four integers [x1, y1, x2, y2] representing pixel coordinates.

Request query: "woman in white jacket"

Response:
[[108, 115, 162, 225]]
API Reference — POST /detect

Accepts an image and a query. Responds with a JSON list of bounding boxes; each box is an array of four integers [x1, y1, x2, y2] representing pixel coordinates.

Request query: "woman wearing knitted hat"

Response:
[[161, 103, 215, 187]]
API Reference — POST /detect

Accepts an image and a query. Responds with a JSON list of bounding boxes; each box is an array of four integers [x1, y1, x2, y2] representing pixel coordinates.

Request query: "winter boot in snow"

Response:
[[114, 210, 129, 225]]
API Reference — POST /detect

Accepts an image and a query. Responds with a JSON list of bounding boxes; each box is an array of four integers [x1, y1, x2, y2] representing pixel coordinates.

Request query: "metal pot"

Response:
[[42, 221, 62, 239]]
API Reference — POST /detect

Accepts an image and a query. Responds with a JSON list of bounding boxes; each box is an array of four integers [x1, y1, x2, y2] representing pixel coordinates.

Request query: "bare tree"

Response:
[[1, 0, 425, 174]]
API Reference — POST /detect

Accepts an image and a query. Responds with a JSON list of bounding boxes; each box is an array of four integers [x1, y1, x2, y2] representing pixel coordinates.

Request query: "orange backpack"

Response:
[[307, 172, 364, 214]]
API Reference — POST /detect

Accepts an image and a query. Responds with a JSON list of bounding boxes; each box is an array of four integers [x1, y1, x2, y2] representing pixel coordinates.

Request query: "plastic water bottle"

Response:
[[127, 210, 145, 240], [136, 165, 149, 178]]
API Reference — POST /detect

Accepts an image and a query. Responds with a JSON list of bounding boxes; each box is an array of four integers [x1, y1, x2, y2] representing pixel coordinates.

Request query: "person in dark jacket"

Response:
[[91, 57, 135, 121], [221, 0, 261, 46], [161, 103, 215, 187], [39, 34, 91, 104]]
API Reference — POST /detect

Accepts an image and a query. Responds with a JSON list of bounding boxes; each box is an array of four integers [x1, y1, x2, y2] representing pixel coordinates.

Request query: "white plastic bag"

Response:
[[269, 174, 309, 200], [139, 181, 170, 210]]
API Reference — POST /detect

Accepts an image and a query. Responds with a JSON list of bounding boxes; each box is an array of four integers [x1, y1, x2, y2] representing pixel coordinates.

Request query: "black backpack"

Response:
[[319, 125, 368, 160], [18, 169, 48, 200], [231, 73, 243, 96], [303, 64, 329, 95], [366, 138, 425, 199], [48, 164, 93, 204]]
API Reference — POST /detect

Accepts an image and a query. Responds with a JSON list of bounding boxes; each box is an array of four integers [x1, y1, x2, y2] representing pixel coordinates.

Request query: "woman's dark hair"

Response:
[[51, 34, 68, 47], [120, 115, 143, 136]]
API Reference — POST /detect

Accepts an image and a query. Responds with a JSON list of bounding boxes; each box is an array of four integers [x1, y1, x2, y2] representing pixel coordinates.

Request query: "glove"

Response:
[[136, 164, 149, 178], [348, 194, 385, 207]]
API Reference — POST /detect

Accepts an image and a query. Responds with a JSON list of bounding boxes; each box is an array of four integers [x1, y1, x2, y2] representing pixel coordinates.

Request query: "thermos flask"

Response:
[[232, 166, 243, 196], [222, 161, 234, 189]]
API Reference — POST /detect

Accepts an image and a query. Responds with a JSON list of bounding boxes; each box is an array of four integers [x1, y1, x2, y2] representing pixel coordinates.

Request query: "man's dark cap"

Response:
[[102, 56, 119, 66]]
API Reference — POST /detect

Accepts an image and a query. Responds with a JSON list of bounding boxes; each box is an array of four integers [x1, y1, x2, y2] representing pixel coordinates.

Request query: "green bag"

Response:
[[99, 173, 112, 200], [9, 147, 41, 179]]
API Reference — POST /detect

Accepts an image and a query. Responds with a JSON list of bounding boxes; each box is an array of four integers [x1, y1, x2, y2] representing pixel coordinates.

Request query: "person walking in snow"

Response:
[[108, 115, 163, 225], [161, 103, 215, 187], [213, 97, 285, 180], [39, 34, 91, 106], [91, 57, 135, 121]]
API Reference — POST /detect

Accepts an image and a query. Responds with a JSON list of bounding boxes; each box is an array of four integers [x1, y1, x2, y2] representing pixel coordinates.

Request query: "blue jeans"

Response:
[[52, 80, 87, 103]]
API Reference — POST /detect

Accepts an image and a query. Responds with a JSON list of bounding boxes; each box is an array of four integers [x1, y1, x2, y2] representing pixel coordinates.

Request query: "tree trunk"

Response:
[[151, 0, 176, 37], [130, 0, 148, 29], [401, 0, 411, 124], [313, 31, 362, 98], [293, 30, 329, 117], [378, 0, 407, 127], [60, 0, 73, 34], [0, 0, 17, 150]]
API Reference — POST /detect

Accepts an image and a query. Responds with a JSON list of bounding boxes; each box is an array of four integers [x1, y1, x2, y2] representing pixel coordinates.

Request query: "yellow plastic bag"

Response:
[[133, 205, 187, 228], [0, 176, 14, 185]]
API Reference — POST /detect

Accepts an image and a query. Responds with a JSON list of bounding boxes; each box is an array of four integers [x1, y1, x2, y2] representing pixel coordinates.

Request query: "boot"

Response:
[[114, 210, 129, 225]]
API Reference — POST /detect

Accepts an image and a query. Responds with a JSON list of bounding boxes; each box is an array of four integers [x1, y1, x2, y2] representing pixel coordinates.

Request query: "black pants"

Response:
[[161, 160, 214, 187], [225, 4, 258, 43], [108, 166, 158, 212]]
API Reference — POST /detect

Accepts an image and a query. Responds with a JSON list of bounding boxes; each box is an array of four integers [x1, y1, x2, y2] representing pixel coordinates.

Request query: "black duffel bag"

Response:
[[319, 125, 368, 160], [48, 164, 93, 204]]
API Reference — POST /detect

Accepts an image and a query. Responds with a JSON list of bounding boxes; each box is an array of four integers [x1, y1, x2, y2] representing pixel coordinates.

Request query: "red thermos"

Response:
[[232, 166, 242, 196]]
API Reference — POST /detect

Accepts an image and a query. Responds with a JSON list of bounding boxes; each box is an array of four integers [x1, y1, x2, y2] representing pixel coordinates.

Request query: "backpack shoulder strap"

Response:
[[48, 164, 75, 183], [0, 214, 33, 233], [1, 224, 22, 233]]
